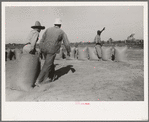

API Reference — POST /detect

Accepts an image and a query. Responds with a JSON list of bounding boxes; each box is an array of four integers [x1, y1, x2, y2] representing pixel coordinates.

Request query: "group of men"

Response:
[[23, 18, 105, 87]]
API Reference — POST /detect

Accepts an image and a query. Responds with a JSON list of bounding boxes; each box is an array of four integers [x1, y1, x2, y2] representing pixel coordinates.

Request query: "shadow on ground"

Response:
[[54, 65, 76, 80]]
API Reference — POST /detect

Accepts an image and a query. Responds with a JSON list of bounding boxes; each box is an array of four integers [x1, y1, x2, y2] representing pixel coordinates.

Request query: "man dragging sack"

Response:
[[35, 18, 71, 87], [23, 21, 45, 54]]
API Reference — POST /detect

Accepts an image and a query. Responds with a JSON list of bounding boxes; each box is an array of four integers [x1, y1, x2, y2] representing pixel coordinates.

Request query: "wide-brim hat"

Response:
[[54, 18, 62, 25], [31, 21, 45, 30]]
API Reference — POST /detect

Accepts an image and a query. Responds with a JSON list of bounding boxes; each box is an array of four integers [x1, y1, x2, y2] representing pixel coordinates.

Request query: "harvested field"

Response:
[[5, 48, 144, 101]]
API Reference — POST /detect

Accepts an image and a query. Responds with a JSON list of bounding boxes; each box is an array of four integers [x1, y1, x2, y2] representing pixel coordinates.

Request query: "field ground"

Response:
[[5, 48, 144, 101]]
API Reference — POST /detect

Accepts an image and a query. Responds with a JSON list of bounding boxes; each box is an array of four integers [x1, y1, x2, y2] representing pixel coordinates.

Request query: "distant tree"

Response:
[[107, 38, 113, 44], [101, 40, 104, 44], [124, 40, 127, 43], [74, 42, 78, 47], [127, 33, 135, 43]]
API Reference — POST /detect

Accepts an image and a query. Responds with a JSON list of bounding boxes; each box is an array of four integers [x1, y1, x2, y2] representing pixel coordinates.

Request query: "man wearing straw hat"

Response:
[[23, 21, 45, 54], [35, 18, 71, 87]]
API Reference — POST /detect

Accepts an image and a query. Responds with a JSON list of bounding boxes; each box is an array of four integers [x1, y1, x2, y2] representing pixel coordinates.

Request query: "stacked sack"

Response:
[[32, 45, 128, 62], [5, 47, 47, 61], [101, 46, 113, 61], [6, 48, 13, 61], [101, 46, 128, 62], [88, 46, 99, 61], [75, 45, 128, 62], [114, 46, 128, 62], [75, 46, 99, 61], [77, 46, 88, 60], [65, 47, 76, 60], [14, 48, 22, 60], [58, 46, 77, 60], [6, 48, 22, 61]]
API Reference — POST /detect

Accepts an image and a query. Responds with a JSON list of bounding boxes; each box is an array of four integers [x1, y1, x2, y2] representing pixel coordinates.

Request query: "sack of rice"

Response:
[[6, 48, 11, 61], [66, 47, 76, 60], [75, 48, 78, 59], [20, 48, 23, 53], [14, 48, 22, 61], [11, 54, 41, 91], [23, 44, 31, 54], [5, 51, 7, 61], [77, 47, 88, 60], [10, 49, 16, 60], [114, 46, 128, 62], [88, 47, 99, 61], [101, 46, 112, 61], [95, 45, 102, 58], [55, 47, 63, 60]]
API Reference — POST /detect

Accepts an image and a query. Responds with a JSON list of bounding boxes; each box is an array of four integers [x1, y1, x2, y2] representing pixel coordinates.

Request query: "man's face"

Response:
[[37, 29, 41, 32], [97, 30, 101, 35]]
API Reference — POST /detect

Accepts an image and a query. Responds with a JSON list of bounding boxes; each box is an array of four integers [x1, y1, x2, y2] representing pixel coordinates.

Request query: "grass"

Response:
[[5, 48, 144, 101]]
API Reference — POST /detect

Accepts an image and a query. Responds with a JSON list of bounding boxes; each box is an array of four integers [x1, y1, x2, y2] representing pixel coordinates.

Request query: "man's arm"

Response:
[[62, 32, 71, 56], [30, 32, 39, 50], [101, 27, 105, 33], [39, 30, 47, 50], [40, 30, 47, 44]]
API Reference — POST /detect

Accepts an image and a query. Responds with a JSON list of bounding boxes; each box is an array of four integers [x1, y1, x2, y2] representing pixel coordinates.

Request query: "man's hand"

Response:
[[103, 27, 105, 30], [29, 48, 36, 54]]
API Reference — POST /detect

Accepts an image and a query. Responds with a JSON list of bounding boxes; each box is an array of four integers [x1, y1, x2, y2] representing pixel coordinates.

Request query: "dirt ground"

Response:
[[5, 48, 144, 101]]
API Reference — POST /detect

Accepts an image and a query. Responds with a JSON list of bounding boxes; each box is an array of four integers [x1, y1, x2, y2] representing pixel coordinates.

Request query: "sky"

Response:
[[5, 5, 143, 44]]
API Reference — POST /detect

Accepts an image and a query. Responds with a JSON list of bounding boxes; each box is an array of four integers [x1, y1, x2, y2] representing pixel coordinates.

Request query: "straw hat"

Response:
[[31, 21, 45, 29], [54, 18, 62, 25]]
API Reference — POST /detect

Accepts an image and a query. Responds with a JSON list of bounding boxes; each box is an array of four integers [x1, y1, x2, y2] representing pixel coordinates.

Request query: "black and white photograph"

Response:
[[2, 1, 148, 121]]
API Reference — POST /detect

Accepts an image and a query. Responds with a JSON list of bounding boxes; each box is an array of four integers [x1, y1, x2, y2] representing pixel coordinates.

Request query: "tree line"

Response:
[[6, 39, 144, 49]]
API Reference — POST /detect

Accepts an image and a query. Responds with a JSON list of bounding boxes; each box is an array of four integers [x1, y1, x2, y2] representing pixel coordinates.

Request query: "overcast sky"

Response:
[[5, 6, 143, 44]]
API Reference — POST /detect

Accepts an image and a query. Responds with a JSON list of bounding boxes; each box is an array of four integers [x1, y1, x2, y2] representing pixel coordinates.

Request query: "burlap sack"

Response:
[[6, 49, 13, 61], [66, 47, 76, 60], [101, 46, 112, 61], [114, 46, 128, 62], [5, 50, 7, 61], [10, 49, 16, 60], [77, 47, 88, 60], [10, 54, 41, 91], [88, 47, 99, 61], [14, 48, 22, 61]]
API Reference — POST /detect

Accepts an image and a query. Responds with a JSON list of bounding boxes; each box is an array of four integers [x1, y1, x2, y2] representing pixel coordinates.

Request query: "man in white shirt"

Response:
[[94, 27, 105, 46]]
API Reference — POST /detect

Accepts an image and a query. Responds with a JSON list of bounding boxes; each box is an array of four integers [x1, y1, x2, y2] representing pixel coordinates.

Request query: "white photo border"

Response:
[[2, 1, 148, 121]]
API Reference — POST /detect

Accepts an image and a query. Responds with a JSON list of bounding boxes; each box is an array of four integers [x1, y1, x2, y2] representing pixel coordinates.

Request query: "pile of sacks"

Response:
[[5, 48, 42, 61], [54, 45, 128, 62], [6, 46, 127, 62], [5, 48, 23, 61], [8, 46, 127, 91]]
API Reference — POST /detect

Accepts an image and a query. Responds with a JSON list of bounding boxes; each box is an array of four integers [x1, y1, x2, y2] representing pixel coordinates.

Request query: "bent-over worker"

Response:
[[23, 21, 45, 54]]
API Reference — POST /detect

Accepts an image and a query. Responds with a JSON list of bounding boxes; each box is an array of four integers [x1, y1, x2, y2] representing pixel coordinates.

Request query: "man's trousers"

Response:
[[36, 53, 56, 83]]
